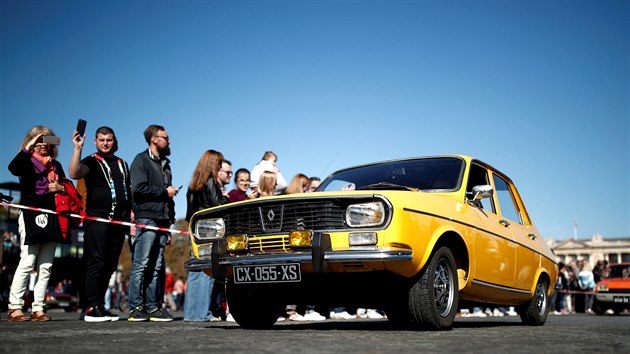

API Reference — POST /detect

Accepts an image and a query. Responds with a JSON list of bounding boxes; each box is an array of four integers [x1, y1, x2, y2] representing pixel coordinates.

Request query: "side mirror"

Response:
[[472, 185, 493, 201]]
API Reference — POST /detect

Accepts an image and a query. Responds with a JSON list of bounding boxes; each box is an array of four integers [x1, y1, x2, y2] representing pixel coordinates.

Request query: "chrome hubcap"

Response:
[[434, 259, 454, 317]]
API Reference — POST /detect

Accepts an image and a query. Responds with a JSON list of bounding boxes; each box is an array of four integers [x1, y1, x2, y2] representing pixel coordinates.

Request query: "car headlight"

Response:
[[195, 218, 225, 241], [597, 284, 609, 292], [346, 202, 385, 227]]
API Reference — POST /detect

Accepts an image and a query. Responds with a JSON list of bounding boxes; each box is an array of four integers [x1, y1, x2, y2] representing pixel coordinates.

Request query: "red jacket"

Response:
[[55, 178, 84, 240]]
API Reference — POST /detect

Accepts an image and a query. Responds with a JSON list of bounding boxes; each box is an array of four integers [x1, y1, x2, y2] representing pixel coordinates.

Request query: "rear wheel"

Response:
[[408, 247, 458, 330], [226, 283, 284, 329], [519, 278, 549, 325]]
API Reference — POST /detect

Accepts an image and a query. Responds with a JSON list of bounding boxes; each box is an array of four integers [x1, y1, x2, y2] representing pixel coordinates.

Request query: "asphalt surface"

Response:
[[1, 310, 628, 353]]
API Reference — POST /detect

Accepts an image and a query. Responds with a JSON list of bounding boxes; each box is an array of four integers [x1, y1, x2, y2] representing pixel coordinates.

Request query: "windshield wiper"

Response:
[[356, 182, 417, 191]]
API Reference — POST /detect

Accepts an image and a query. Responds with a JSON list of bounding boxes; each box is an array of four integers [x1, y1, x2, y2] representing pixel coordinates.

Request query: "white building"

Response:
[[548, 234, 630, 269]]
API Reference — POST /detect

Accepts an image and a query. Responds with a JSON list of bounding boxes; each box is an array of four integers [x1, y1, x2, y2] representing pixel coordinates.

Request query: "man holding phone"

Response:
[[128, 124, 178, 322], [69, 124, 131, 322]]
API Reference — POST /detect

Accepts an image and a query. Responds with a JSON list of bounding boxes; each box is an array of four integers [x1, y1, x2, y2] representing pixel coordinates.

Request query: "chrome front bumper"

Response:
[[185, 249, 412, 272]]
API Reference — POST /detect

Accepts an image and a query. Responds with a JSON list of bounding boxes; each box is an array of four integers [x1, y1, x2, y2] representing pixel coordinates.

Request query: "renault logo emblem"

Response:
[[267, 210, 275, 221]]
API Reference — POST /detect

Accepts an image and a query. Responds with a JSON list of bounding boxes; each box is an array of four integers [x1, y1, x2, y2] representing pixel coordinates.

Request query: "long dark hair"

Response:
[[189, 150, 224, 192]]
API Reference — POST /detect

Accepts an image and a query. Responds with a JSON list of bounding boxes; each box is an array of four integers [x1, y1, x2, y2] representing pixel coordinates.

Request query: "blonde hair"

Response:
[[20, 125, 58, 158], [258, 171, 277, 197], [286, 173, 309, 194]]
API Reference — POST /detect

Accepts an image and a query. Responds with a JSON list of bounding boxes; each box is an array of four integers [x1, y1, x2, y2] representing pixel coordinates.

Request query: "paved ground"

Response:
[[1, 311, 628, 353]]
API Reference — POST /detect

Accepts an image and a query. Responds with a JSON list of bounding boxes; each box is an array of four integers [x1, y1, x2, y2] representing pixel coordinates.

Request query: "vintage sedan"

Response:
[[186, 155, 557, 330], [593, 263, 630, 315]]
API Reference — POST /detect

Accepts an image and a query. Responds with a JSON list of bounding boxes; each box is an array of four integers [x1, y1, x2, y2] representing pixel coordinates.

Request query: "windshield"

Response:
[[319, 157, 465, 192], [608, 265, 630, 279]]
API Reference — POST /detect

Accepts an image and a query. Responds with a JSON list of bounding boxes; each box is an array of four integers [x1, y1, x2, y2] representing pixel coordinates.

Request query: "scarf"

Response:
[[32, 151, 58, 183]]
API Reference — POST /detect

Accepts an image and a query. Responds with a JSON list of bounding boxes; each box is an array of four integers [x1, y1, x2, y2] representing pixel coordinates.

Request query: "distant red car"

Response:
[[593, 263, 630, 315], [45, 291, 79, 312]]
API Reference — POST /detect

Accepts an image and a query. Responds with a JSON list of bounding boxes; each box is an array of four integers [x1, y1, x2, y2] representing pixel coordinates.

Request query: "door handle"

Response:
[[499, 219, 510, 227], [528, 233, 537, 240]]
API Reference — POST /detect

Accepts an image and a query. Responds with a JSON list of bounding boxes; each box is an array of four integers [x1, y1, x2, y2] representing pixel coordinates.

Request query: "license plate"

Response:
[[58, 302, 69, 307], [233, 263, 301, 284], [613, 297, 629, 303]]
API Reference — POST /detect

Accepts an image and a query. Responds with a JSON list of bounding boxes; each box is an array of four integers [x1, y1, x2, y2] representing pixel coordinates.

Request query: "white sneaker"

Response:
[[366, 309, 384, 319], [289, 312, 306, 321], [277, 316, 285, 322], [226, 313, 235, 322], [303, 310, 326, 321], [493, 309, 504, 317], [471, 311, 487, 317], [330, 311, 356, 320], [506, 307, 518, 316], [356, 308, 368, 318]]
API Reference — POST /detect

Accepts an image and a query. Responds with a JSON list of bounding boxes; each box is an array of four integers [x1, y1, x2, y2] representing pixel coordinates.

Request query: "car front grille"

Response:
[[222, 200, 346, 236]]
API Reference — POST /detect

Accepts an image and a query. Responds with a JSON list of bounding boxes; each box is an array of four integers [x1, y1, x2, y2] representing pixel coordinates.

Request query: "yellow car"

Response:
[[186, 155, 557, 330]]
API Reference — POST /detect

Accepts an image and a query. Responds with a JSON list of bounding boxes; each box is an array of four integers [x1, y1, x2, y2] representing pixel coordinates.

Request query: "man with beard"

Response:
[[69, 126, 131, 322], [128, 124, 179, 322]]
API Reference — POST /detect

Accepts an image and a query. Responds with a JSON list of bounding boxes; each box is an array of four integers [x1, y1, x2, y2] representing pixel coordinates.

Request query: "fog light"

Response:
[[289, 230, 312, 247], [349, 232, 377, 246], [227, 234, 247, 251], [198, 244, 213, 257]]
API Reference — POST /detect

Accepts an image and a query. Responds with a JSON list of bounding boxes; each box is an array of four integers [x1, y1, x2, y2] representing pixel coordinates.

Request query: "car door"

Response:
[[491, 173, 539, 291], [467, 163, 516, 289]]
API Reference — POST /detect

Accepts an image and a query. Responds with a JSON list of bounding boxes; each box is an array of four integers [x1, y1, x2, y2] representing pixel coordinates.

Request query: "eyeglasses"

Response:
[[219, 170, 233, 175], [155, 135, 170, 141]]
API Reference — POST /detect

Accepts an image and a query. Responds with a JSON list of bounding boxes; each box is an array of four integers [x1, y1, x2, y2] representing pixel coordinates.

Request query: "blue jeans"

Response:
[[128, 218, 168, 312], [183, 271, 214, 321]]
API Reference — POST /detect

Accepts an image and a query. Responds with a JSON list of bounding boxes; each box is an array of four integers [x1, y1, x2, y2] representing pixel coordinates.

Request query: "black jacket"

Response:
[[185, 178, 227, 221], [130, 149, 175, 223]]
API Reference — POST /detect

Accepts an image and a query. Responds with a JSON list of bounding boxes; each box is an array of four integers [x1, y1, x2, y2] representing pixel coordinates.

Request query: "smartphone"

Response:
[[76, 119, 87, 138], [42, 135, 61, 145]]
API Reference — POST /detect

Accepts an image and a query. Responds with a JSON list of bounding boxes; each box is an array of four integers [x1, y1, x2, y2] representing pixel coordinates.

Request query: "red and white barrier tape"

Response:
[[0, 201, 189, 235]]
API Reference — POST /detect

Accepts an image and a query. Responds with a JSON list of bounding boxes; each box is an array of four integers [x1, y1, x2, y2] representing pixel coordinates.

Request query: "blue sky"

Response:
[[1, 0, 628, 240]]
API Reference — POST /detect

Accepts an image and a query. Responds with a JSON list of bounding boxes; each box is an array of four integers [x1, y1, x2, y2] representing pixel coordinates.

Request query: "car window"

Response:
[[609, 265, 630, 278], [492, 174, 523, 224], [320, 157, 465, 192], [466, 163, 495, 213]]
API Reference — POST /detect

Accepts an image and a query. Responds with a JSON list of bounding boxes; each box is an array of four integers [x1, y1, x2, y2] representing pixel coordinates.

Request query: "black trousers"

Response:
[[82, 220, 126, 308]]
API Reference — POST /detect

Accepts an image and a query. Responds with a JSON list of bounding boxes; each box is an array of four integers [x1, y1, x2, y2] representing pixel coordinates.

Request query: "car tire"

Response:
[[408, 246, 459, 330], [519, 277, 549, 325], [226, 283, 284, 329]]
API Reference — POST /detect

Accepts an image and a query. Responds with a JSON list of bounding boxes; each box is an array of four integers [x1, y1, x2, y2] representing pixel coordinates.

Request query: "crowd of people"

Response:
[[550, 259, 610, 315], [1, 124, 326, 323]]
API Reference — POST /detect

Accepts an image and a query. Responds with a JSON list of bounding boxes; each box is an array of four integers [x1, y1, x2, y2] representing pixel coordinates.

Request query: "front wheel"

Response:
[[408, 246, 459, 330], [519, 278, 549, 325], [226, 283, 284, 329]]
